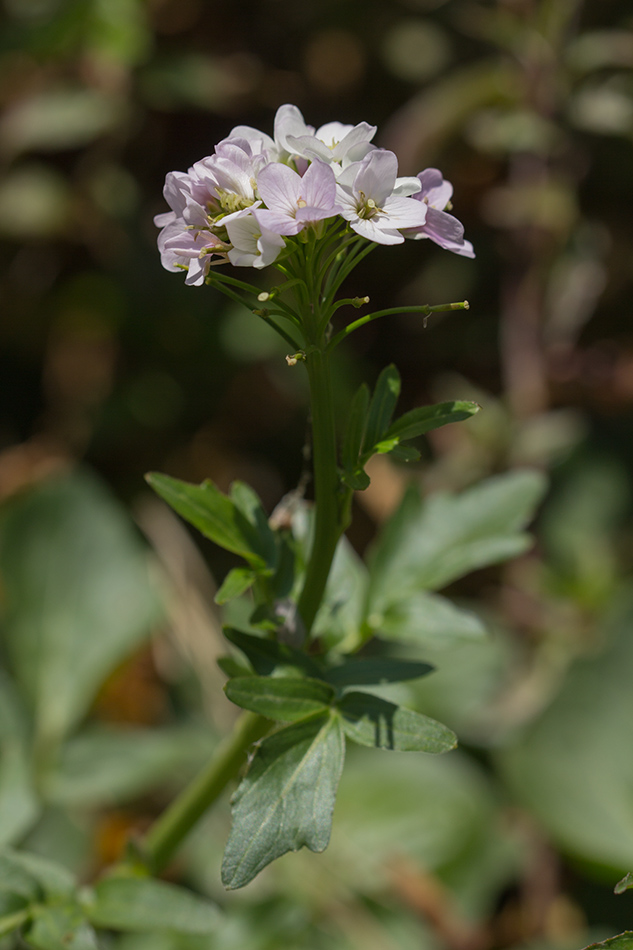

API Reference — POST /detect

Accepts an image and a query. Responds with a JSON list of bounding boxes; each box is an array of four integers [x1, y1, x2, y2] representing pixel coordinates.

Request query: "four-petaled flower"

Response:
[[254, 161, 341, 236]]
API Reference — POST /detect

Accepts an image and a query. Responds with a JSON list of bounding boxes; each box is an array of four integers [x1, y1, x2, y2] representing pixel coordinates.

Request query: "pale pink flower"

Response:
[[225, 212, 286, 269], [404, 169, 475, 258], [254, 161, 341, 236], [336, 150, 427, 245]]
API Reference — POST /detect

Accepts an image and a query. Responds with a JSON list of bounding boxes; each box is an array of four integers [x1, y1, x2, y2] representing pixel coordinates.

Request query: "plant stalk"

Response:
[[140, 711, 270, 874]]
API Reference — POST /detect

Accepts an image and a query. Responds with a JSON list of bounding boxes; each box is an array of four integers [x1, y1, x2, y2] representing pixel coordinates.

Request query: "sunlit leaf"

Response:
[[615, 873, 633, 894], [382, 400, 480, 444], [338, 692, 457, 752], [214, 567, 256, 606]]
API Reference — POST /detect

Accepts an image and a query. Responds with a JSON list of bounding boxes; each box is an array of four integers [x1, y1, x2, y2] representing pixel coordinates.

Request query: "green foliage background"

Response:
[[1, 0, 633, 947]]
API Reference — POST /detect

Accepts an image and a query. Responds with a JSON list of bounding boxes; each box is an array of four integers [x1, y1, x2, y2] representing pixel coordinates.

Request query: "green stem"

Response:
[[296, 345, 343, 635], [140, 711, 270, 874], [328, 300, 470, 351]]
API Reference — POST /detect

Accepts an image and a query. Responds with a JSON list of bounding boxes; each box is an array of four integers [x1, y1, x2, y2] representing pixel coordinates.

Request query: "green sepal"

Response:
[[324, 657, 434, 689], [214, 567, 256, 605], [84, 875, 219, 934], [383, 400, 480, 444], [225, 675, 335, 721], [146, 473, 277, 571], [338, 692, 457, 753], [223, 628, 321, 678], [362, 365, 401, 455], [342, 383, 370, 473], [221, 711, 345, 889]]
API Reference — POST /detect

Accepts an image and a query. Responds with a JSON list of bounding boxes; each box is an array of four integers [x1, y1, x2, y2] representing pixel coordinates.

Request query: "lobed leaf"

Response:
[[225, 676, 334, 721], [338, 692, 457, 753], [85, 876, 219, 934], [221, 712, 345, 889]]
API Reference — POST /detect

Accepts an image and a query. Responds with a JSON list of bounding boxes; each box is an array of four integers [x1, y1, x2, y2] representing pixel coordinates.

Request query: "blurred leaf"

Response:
[[0, 851, 40, 902], [615, 873, 633, 894], [24, 904, 98, 950], [372, 591, 487, 649], [221, 712, 345, 889], [0, 164, 70, 238], [85, 877, 219, 934], [338, 692, 456, 752], [225, 676, 334, 721], [382, 18, 452, 82], [0, 850, 75, 898], [324, 657, 433, 688], [0, 673, 39, 847], [146, 474, 276, 572], [0, 472, 161, 748], [366, 470, 547, 616], [214, 568, 256, 606], [0, 88, 124, 155], [311, 534, 368, 652], [46, 727, 214, 808], [500, 596, 633, 870]]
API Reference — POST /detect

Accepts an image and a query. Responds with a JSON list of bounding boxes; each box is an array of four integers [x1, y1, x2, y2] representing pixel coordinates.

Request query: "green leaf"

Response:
[[46, 727, 213, 809], [615, 873, 633, 894], [499, 596, 633, 870], [0, 851, 40, 901], [221, 712, 345, 889], [362, 365, 401, 455], [214, 567, 256, 605], [223, 629, 320, 678], [383, 400, 480, 444], [366, 471, 547, 616], [338, 692, 457, 753], [386, 444, 421, 462], [225, 676, 334, 721], [85, 877, 219, 934], [342, 383, 370, 472], [0, 672, 39, 847], [581, 936, 633, 950], [146, 473, 274, 571], [372, 591, 488, 649], [0, 472, 161, 748], [229, 482, 278, 571], [311, 534, 369, 653], [340, 468, 371, 491], [324, 658, 434, 688], [24, 904, 98, 950], [0, 850, 75, 898]]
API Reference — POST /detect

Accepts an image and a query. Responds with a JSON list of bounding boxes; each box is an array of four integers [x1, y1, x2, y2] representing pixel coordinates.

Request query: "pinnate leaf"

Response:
[[338, 692, 457, 753], [221, 712, 345, 889], [225, 676, 334, 721]]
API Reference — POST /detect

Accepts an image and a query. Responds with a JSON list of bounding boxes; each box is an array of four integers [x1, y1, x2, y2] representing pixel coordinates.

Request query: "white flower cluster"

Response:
[[155, 104, 474, 286]]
